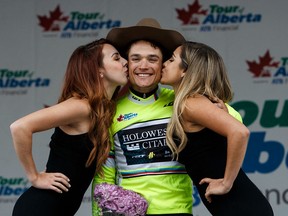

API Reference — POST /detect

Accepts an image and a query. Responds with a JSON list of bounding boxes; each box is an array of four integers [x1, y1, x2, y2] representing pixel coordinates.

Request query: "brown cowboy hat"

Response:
[[106, 18, 186, 57]]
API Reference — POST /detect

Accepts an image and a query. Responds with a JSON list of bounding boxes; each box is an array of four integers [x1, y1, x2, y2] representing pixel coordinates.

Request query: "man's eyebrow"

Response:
[[129, 54, 141, 58], [148, 54, 160, 58], [130, 54, 160, 58]]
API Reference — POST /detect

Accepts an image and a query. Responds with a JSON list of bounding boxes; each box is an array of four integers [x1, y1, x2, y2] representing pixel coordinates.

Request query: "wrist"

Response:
[[27, 172, 38, 183], [222, 180, 233, 192]]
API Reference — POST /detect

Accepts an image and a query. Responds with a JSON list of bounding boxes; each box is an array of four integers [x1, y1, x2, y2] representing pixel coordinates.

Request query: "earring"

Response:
[[100, 73, 103, 78]]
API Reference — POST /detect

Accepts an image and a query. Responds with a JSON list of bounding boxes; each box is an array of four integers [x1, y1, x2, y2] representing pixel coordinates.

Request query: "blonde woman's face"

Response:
[[160, 46, 185, 88]]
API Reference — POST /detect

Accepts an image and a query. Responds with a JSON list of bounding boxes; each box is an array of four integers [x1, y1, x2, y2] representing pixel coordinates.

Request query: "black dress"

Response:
[[178, 128, 274, 216], [12, 127, 96, 216]]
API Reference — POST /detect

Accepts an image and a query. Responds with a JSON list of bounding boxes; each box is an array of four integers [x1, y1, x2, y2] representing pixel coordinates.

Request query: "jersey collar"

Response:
[[127, 87, 161, 105]]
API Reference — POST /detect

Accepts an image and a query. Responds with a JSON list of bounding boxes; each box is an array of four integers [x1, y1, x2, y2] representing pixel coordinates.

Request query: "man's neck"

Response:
[[130, 86, 158, 99]]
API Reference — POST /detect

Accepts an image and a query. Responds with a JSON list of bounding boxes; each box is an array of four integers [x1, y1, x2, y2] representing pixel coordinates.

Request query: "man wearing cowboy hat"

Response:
[[92, 18, 193, 215]]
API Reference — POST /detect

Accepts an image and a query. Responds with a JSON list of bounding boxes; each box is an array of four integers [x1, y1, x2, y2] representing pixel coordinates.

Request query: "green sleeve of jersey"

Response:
[[226, 103, 243, 123]]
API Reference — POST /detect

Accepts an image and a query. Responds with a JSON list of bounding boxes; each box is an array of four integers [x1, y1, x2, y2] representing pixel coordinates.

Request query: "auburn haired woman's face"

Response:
[[100, 44, 128, 87], [160, 46, 185, 88]]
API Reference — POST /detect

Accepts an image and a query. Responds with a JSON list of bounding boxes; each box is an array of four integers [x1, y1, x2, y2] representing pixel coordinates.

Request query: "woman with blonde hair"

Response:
[[161, 41, 274, 216]]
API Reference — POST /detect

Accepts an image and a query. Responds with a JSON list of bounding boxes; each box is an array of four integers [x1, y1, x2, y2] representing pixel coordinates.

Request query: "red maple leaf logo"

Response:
[[37, 5, 69, 32], [246, 50, 279, 77], [117, 114, 124, 122], [176, 0, 208, 25]]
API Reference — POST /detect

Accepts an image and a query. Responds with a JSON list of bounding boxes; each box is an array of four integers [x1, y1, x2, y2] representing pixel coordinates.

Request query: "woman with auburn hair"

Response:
[[10, 38, 128, 216], [161, 41, 274, 216]]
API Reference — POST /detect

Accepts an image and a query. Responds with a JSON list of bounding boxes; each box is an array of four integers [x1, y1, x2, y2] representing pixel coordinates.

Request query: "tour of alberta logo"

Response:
[[0, 176, 29, 203], [37, 5, 121, 38], [176, 0, 262, 32], [0, 69, 50, 96], [246, 50, 288, 85], [117, 113, 138, 122]]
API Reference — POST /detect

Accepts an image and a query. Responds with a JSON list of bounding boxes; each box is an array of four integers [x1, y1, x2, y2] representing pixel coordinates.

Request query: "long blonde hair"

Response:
[[166, 42, 233, 160]]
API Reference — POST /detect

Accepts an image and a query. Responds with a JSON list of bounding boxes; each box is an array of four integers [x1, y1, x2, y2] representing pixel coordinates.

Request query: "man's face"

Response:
[[128, 40, 163, 93]]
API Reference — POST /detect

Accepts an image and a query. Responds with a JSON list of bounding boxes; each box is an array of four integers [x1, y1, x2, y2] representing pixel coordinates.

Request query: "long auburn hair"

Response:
[[58, 38, 118, 175], [166, 42, 233, 160]]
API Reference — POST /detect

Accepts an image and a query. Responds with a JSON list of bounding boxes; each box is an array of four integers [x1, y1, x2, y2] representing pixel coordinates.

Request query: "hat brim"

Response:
[[106, 26, 185, 57]]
